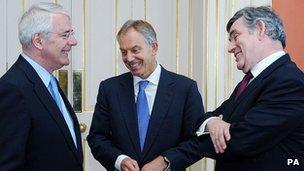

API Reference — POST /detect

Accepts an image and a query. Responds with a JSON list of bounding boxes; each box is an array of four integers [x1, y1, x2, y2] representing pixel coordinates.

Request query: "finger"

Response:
[[132, 161, 140, 171], [215, 127, 225, 153], [214, 129, 222, 154], [219, 115, 223, 119], [210, 130, 219, 153], [224, 126, 231, 141], [218, 128, 227, 152]]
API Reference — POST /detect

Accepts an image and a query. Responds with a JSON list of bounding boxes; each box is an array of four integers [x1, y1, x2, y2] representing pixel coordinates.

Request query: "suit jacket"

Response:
[[87, 67, 204, 170], [174, 54, 304, 171], [0, 55, 83, 171]]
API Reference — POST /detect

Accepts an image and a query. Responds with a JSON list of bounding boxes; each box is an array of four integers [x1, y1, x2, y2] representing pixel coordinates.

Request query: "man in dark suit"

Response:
[[0, 3, 83, 170], [165, 6, 304, 171], [87, 20, 204, 171]]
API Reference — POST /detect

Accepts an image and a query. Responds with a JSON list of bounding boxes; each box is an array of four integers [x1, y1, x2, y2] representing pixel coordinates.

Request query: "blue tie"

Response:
[[48, 75, 77, 148], [137, 80, 150, 151], [49, 76, 62, 112]]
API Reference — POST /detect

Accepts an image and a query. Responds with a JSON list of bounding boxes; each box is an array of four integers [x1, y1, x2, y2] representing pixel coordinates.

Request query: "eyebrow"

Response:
[[62, 29, 73, 34], [228, 30, 237, 41], [120, 45, 140, 51]]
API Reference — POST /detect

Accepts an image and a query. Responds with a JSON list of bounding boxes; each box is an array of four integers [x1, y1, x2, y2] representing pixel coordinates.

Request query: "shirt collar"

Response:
[[133, 62, 161, 87], [22, 52, 53, 87], [251, 51, 285, 78]]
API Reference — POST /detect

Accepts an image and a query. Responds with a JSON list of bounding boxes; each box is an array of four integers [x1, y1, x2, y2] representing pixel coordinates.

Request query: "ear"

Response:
[[256, 20, 266, 40], [32, 33, 44, 50], [151, 42, 158, 56]]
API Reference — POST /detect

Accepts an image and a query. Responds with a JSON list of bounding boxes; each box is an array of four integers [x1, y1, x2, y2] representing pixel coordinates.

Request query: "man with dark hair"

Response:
[[166, 6, 304, 171]]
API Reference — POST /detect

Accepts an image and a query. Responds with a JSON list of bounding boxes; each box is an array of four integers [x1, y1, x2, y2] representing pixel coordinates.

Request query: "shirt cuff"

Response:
[[196, 117, 217, 136], [115, 154, 129, 170]]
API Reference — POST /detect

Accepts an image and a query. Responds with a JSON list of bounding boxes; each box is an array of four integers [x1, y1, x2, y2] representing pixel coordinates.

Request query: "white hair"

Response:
[[18, 2, 69, 48]]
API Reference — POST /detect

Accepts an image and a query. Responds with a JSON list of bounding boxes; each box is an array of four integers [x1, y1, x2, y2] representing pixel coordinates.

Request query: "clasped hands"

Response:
[[120, 115, 230, 171], [206, 115, 231, 153], [121, 155, 167, 171]]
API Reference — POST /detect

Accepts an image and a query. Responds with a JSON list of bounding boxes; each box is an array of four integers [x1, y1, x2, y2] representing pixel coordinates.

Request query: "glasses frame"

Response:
[[48, 30, 75, 40]]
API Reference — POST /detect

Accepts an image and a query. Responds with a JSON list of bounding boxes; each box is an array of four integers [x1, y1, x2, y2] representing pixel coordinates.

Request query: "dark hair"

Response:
[[117, 20, 157, 45], [226, 6, 286, 48]]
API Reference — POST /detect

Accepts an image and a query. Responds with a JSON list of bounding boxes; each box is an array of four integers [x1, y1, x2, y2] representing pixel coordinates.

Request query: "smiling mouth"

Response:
[[62, 50, 70, 53], [127, 61, 142, 70]]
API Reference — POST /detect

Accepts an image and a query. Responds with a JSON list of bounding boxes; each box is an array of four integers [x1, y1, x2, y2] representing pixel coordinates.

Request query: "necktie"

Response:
[[137, 80, 150, 151], [48, 75, 77, 148], [49, 76, 62, 112], [235, 71, 253, 99]]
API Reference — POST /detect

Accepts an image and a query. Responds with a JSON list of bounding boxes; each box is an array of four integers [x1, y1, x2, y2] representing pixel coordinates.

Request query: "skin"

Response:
[[121, 157, 140, 171], [23, 13, 77, 73], [141, 156, 167, 171], [227, 16, 264, 74], [118, 28, 158, 79]]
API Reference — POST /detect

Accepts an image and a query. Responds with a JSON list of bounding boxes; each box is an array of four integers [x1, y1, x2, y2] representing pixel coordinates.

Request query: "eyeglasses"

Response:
[[48, 30, 75, 40]]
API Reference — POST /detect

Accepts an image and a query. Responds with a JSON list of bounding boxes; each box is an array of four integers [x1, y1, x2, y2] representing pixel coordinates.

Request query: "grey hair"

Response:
[[226, 6, 286, 48], [117, 20, 157, 45], [18, 2, 69, 48]]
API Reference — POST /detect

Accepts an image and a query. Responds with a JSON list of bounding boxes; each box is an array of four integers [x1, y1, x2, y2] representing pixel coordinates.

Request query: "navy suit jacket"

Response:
[[87, 67, 204, 170], [173, 54, 304, 171], [0, 55, 83, 171]]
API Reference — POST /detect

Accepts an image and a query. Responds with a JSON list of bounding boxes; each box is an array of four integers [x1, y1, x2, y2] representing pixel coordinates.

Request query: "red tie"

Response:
[[235, 71, 253, 99]]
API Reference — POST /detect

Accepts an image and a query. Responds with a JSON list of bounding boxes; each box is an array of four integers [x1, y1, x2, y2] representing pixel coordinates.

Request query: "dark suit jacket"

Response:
[[87, 67, 204, 170], [0, 55, 83, 171], [172, 54, 304, 171]]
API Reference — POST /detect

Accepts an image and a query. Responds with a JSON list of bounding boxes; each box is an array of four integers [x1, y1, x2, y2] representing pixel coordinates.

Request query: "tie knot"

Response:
[[138, 80, 149, 91], [243, 71, 253, 81]]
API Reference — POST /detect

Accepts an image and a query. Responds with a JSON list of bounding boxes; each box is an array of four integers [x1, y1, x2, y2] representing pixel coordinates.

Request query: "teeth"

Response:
[[130, 62, 139, 68]]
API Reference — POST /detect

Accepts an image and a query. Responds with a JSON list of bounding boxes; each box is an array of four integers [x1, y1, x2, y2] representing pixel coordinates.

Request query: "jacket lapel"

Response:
[[16, 55, 82, 164], [224, 54, 291, 120], [142, 68, 174, 156], [58, 85, 83, 163], [118, 73, 142, 156]]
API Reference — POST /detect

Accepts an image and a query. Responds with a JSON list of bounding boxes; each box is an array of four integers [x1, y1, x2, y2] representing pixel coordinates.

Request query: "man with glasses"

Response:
[[0, 2, 83, 170]]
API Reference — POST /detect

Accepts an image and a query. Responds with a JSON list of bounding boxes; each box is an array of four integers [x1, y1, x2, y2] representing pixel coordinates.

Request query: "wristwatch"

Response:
[[163, 156, 171, 171], [163, 156, 170, 164]]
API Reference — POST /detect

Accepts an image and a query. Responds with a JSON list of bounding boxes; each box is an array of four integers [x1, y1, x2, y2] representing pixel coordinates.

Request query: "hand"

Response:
[[121, 157, 140, 171], [141, 156, 168, 171], [207, 115, 231, 153]]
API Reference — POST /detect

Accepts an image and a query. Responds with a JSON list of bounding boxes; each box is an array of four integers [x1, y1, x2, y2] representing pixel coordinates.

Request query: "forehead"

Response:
[[51, 13, 72, 31], [119, 28, 146, 48], [228, 17, 247, 39]]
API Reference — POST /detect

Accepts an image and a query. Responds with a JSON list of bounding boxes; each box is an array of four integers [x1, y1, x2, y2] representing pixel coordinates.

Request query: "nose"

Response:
[[124, 52, 134, 62], [227, 41, 235, 54], [68, 34, 77, 46]]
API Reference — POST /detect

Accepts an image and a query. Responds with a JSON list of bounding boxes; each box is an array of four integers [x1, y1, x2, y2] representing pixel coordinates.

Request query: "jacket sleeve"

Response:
[[162, 81, 205, 169], [87, 81, 122, 170]]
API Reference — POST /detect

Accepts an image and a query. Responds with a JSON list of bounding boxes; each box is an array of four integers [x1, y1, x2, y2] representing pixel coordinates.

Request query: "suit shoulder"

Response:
[[0, 64, 28, 87], [164, 69, 196, 84], [98, 72, 131, 86]]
